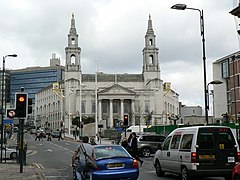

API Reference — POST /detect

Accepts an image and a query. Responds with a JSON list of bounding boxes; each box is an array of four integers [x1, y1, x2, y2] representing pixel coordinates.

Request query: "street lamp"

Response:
[[171, 4, 208, 124], [1, 54, 17, 163], [207, 80, 223, 123]]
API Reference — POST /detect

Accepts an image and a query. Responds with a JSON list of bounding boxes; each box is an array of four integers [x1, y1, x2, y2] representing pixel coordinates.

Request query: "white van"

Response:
[[153, 126, 240, 180], [121, 125, 147, 138]]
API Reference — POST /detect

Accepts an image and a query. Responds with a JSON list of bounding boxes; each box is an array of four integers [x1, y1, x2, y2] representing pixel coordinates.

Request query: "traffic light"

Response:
[[15, 93, 28, 118], [28, 98, 32, 114], [123, 114, 129, 126]]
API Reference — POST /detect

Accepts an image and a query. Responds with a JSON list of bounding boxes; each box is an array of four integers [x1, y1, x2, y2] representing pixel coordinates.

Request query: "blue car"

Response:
[[92, 145, 139, 180]]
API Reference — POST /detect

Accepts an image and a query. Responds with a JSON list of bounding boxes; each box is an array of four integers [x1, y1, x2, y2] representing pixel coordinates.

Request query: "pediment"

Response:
[[98, 84, 135, 95]]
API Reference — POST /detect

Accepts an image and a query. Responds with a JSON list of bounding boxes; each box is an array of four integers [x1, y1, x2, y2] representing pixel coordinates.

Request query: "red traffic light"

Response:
[[18, 96, 26, 102], [123, 115, 129, 126]]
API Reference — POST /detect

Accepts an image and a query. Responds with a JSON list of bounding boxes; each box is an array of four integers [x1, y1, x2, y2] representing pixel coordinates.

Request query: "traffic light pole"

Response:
[[19, 118, 24, 173]]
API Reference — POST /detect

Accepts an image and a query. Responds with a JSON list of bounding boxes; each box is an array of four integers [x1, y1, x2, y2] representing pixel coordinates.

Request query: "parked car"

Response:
[[1, 147, 18, 160], [137, 134, 166, 157], [51, 131, 60, 138], [30, 128, 36, 134], [153, 126, 239, 180], [92, 145, 139, 180], [232, 162, 240, 180]]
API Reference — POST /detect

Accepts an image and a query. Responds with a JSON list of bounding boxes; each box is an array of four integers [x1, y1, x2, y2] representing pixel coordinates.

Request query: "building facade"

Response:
[[34, 14, 180, 135], [9, 54, 64, 120], [213, 51, 240, 122]]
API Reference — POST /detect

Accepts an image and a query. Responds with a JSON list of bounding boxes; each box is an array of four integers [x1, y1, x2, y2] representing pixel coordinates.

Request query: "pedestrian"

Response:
[[73, 128, 76, 140], [35, 131, 41, 141], [129, 132, 143, 166], [72, 136, 96, 180], [121, 137, 130, 153], [47, 130, 52, 141], [58, 128, 64, 141], [90, 137, 97, 145]]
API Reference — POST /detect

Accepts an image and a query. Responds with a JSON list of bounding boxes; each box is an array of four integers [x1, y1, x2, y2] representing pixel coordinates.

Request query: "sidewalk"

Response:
[[0, 162, 45, 180], [64, 133, 113, 145]]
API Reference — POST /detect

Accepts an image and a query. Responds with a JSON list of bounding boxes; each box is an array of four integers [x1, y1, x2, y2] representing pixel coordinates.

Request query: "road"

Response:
[[24, 133, 225, 180]]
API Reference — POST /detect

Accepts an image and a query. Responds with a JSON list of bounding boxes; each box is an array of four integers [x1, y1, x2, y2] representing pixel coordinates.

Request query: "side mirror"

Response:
[[157, 144, 162, 150]]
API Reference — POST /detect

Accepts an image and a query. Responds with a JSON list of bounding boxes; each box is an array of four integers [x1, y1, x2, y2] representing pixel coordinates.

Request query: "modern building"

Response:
[[213, 51, 240, 122], [34, 14, 180, 136], [9, 54, 64, 120]]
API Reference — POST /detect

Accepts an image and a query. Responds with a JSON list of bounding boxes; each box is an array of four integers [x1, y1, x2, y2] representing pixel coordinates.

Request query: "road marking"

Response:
[[32, 163, 45, 169], [45, 149, 52, 152], [65, 143, 70, 145]]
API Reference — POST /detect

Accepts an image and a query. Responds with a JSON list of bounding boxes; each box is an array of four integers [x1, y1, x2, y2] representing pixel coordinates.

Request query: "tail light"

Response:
[[95, 166, 101, 170], [132, 159, 139, 168], [191, 152, 197, 163], [237, 152, 240, 162]]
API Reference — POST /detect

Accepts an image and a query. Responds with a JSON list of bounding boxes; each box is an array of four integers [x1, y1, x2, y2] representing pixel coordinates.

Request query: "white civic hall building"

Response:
[[34, 14, 179, 135]]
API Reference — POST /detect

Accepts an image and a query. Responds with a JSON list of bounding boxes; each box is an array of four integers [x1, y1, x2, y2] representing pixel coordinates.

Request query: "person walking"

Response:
[[58, 128, 64, 141], [129, 132, 143, 166]]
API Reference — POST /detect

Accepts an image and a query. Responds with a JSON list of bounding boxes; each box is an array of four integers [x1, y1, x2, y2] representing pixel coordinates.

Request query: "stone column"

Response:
[[120, 99, 124, 121], [131, 100, 135, 125], [98, 100, 102, 122], [109, 99, 113, 128]]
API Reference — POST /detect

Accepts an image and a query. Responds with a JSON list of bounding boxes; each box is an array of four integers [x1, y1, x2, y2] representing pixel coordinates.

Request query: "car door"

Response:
[[159, 136, 172, 171], [168, 134, 182, 173]]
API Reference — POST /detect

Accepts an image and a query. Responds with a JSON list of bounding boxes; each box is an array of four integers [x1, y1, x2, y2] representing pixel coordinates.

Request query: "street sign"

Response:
[[3, 119, 13, 125]]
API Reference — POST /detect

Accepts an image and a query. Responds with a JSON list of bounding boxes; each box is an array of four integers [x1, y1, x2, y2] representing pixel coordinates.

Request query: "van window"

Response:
[[180, 134, 193, 150], [162, 136, 171, 150], [198, 132, 214, 149], [219, 132, 235, 149], [170, 135, 181, 149]]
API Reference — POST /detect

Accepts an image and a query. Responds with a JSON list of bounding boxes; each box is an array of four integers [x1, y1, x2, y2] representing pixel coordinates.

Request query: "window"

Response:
[[180, 134, 193, 150], [113, 100, 120, 113], [145, 100, 150, 113], [162, 136, 171, 150], [170, 135, 181, 149], [82, 101, 86, 113], [102, 100, 108, 113], [71, 55, 76, 65], [91, 101, 95, 113], [219, 132, 235, 149], [222, 60, 229, 78], [198, 133, 214, 149]]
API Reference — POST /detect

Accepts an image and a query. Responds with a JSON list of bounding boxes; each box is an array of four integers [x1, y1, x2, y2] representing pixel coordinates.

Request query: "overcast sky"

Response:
[[0, 0, 239, 110]]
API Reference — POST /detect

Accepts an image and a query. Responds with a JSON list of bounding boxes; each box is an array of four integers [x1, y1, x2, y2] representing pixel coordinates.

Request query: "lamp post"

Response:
[[207, 80, 223, 123], [171, 4, 208, 124], [1, 54, 17, 163], [95, 61, 98, 139]]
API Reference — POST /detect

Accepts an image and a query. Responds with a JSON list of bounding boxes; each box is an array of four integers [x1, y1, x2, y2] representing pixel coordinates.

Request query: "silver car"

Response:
[[1, 147, 18, 160], [137, 134, 166, 157]]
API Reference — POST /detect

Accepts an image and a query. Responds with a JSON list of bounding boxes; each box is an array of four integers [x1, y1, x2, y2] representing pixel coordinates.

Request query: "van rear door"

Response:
[[196, 127, 238, 170]]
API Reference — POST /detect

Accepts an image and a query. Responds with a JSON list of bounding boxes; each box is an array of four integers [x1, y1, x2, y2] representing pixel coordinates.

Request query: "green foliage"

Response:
[[72, 116, 95, 127]]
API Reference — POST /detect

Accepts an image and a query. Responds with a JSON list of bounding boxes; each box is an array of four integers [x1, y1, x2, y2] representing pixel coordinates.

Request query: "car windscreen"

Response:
[[94, 146, 130, 160]]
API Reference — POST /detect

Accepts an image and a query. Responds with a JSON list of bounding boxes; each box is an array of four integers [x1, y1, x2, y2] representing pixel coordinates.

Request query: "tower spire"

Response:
[[147, 14, 154, 34], [69, 13, 77, 35]]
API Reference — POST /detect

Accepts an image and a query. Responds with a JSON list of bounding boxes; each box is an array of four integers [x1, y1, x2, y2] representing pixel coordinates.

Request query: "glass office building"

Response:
[[10, 66, 64, 105]]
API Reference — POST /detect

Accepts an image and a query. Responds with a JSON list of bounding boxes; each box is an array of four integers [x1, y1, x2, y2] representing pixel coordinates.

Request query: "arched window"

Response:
[[71, 38, 75, 45], [149, 39, 153, 45], [71, 55, 76, 65], [149, 55, 153, 64]]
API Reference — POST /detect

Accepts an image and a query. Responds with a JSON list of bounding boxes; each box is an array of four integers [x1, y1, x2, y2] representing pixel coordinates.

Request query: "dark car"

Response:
[[137, 134, 166, 157], [51, 131, 60, 138]]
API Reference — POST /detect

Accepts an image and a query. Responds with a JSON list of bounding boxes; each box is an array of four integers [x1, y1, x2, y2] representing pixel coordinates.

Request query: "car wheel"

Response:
[[234, 175, 240, 180], [10, 152, 17, 160], [155, 160, 164, 177], [141, 147, 151, 157], [180, 167, 190, 180]]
